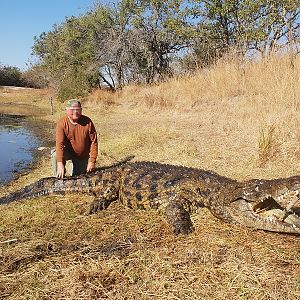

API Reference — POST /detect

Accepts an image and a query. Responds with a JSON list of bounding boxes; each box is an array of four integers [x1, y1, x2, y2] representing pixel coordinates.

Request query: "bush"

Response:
[[21, 65, 50, 88], [0, 65, 23, 86]]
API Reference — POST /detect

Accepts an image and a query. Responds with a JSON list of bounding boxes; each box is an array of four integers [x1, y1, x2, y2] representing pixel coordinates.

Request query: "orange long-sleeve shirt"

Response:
[[55, 115, 98, 163]]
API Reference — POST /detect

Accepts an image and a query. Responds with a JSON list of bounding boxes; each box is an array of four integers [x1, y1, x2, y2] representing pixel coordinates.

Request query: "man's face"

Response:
[[66, 104, 82, 122]]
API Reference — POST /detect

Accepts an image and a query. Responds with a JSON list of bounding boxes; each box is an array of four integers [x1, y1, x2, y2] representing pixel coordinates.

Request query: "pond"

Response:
[[0, 115, 41, 185]]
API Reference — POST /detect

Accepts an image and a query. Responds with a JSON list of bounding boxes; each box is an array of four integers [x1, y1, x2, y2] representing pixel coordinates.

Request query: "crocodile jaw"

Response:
[[228, 198, 300, 234]]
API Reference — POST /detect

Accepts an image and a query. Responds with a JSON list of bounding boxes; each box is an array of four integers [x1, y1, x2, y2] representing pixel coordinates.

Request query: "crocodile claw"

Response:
[[89, 199, 112, 214]]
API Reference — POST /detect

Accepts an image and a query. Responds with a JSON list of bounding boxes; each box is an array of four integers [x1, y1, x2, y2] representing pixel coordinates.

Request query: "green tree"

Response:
[[32, 0, 299, 96], [190, 0, 300, 57], [0, 64, 23, 86], [33, 13, 101, 100], [32, 0, 194, 95], [127, 0, 193, 83]]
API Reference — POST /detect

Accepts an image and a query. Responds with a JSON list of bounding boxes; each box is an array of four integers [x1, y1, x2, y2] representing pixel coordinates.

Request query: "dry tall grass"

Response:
[[86, 53, 300, 179], [0, 53, 299, 299]]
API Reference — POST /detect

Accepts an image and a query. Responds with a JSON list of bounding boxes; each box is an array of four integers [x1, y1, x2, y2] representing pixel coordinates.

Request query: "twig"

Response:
[[0, 238, 18, 244]]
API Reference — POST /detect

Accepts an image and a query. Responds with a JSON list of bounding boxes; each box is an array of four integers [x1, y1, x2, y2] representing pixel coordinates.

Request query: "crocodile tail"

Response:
[[0, 173, 107, 205], [0, 155, 134, 205], [0, 177, 58, 205]]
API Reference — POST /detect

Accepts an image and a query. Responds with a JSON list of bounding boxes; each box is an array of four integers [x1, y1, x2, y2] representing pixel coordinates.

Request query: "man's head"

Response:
[[66, 99, 82, 122]]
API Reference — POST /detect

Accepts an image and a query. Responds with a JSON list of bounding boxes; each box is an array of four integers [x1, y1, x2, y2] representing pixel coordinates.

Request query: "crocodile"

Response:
[[0, 157, 299, 235]]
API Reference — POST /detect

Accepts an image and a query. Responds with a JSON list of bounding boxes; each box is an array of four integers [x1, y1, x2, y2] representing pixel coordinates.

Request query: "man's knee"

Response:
[[50, 148, 56, 158]]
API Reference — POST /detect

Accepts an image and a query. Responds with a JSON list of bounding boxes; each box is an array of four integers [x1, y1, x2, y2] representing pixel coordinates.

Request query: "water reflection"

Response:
[[0, 115, 40, 185]]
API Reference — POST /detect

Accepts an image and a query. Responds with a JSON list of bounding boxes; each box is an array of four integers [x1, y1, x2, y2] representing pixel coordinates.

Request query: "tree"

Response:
[[33, 14, 100, 100], [32, 0, 194, 95], [126, 0, 193, 83], [190, 0, 300, 58], [21, 63, 49, 88], [0, 64, 23, 86], [31, 0, 299, 97]]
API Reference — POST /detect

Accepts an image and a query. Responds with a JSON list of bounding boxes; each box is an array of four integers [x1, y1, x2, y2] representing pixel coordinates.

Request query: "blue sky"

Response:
[[0, 0, 100, 70]]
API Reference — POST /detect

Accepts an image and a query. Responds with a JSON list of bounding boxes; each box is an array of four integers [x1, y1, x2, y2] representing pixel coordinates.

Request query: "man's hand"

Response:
[[56, 162, 65, 179], [86, 161, 95, 173]]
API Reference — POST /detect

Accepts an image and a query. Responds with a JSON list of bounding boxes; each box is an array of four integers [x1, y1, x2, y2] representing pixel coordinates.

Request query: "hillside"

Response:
[[0, 54, 299, 299]]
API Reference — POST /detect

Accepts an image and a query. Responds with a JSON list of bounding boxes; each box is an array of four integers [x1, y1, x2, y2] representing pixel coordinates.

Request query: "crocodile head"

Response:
[[225, 176, 300, 234]]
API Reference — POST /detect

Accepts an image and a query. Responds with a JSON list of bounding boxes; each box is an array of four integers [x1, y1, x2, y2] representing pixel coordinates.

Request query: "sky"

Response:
[[0, 0, 100, 70]]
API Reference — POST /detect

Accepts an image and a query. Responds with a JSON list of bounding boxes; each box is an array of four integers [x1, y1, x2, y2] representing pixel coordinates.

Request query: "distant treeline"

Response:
[[8, 0, 300, 100], [0, 64, 48, 88], [0, 65, 24, 87]]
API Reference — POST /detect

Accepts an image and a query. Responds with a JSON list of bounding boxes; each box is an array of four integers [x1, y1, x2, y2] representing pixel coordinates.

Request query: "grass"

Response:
[[0, 52, 300, 299], [258, 124, 277, 165]]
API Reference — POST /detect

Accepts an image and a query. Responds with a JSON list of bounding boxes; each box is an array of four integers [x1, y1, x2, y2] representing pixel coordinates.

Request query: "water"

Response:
[[0, 116, 40, 185]]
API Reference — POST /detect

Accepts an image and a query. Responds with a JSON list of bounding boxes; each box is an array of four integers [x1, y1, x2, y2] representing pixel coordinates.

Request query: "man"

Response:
[[51, 99, 98, 178]]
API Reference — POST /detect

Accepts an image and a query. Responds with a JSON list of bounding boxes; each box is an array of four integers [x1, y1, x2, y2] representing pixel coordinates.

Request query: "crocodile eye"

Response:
[[103, 187, 111, 195]]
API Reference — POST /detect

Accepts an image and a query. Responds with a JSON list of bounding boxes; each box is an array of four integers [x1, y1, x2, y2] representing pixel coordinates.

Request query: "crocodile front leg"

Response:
[[165, 201, 194, 235], [88, 185, 119, 214], [89, 198, 115, 213]]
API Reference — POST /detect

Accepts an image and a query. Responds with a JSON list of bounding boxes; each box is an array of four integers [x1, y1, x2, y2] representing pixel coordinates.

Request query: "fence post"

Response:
[[49, 96, 54, 115]]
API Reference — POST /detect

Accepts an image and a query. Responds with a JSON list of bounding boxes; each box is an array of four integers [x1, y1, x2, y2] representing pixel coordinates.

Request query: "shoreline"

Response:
[[0, 112, 55, 188]]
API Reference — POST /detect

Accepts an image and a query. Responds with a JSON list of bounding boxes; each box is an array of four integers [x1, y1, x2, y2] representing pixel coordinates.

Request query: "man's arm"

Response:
[[87, 121, 98, 172], [56, 120, 66, 178]]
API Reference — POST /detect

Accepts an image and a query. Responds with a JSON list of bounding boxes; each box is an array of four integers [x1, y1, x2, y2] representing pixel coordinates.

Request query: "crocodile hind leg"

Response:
[[165, 201, 194, 234]]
